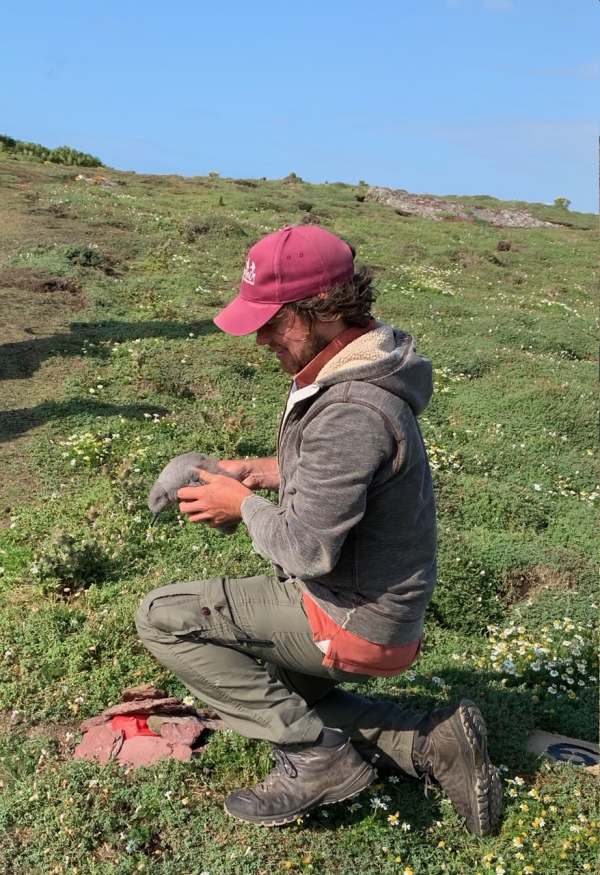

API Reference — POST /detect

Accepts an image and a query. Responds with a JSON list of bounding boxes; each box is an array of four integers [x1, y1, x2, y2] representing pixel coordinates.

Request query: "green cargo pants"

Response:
[[135, 575, 421, 777]]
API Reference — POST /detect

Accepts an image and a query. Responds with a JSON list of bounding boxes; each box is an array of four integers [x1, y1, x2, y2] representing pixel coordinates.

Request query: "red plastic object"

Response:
[[110, 715, 159, 739]]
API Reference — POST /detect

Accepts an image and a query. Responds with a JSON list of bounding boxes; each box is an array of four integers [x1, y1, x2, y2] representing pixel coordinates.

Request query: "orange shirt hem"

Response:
[[302, 592, 421, 677]]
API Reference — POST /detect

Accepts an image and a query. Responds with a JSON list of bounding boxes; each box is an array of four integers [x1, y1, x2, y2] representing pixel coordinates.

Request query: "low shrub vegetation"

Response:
[[0, 133, 102, 167]]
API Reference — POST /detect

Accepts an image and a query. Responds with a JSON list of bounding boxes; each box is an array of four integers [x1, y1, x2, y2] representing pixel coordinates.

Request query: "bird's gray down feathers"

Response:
[[147, 452, 238, 534]]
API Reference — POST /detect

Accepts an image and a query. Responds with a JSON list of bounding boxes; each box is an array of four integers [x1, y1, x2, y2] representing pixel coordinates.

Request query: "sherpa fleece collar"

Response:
[[314, 321, 433, 417], [316, 322, 398, 383]]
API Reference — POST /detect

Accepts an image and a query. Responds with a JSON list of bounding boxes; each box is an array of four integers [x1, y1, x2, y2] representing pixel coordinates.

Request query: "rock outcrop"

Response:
[[366, 186, 554, 228]]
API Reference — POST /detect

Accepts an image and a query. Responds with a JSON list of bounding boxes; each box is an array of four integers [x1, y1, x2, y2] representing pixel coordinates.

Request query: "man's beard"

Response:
[[280, 330, 330, 375]]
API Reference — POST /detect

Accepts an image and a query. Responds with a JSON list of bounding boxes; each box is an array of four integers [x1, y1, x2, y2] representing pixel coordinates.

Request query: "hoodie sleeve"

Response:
[[241, 401, 396, 578]]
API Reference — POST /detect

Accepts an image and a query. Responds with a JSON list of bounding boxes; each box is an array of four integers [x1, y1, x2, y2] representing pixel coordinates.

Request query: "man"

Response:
[[136, 225, 502, 833]]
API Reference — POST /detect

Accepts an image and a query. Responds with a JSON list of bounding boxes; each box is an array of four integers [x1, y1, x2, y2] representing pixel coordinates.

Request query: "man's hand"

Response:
[[218, 457, 280, 491], [178, 468, 253, 528]]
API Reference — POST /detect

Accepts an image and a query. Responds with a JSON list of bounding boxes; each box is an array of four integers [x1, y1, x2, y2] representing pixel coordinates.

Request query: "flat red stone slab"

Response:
[[116, 736, 192, 767], [151, 716, 205, 746], [122, 684, 169, 701], [73, 724, 124, 764]]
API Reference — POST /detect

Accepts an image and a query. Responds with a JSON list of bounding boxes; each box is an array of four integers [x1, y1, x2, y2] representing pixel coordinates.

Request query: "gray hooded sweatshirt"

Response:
[[241, 322, 437, 646]]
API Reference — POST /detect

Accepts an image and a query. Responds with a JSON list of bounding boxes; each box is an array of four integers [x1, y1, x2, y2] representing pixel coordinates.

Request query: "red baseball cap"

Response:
[[213, 225, 355, 336]]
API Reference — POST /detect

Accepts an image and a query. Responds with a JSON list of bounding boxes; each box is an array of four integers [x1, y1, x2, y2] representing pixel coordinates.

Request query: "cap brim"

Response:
[[213, 294, 282, 336]]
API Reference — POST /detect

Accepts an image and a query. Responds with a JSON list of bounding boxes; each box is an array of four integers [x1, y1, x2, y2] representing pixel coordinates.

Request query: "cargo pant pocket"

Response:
[[140, 577, 245, 645]]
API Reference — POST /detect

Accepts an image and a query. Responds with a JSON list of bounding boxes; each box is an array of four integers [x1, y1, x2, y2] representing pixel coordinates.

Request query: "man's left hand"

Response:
[[177, 468, 253, 527]]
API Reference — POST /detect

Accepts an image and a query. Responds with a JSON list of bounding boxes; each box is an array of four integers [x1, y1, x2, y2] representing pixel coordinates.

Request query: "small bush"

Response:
[[0, 134, 17, 150], [29, 530, 114, 597], [252, 199, 287, 213], [139, 361, 197, 399], [181, 214, 247, 242], [65, 244, 116, 273]]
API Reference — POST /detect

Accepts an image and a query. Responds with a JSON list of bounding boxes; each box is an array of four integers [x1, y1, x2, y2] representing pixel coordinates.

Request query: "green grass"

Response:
[[0, 159, 597, 874]]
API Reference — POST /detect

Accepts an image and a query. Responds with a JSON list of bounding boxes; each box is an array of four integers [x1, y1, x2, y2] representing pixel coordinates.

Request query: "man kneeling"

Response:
[[136, 225, 502, 833]]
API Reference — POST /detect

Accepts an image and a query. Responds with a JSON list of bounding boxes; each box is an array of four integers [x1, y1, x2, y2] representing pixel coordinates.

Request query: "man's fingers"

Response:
[[194, 467, 219, 483], [188, 512, 215, 524], [178, 499, 206, 514], [177, 485, 205, 500]]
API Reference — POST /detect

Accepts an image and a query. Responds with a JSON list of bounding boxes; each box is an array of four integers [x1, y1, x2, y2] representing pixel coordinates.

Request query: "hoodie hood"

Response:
[[315, 322, 432, 416]]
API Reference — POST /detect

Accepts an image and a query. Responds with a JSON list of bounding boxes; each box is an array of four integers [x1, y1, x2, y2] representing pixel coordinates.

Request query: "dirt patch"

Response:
[[27, 719, 80, 744], [505, 564, 575, 603], [95, 843, 121, 863], [0, 268, 85, 307], [0, 713, 80, 764], [367, 186, 555, 228], [0, 711, 78, 738]]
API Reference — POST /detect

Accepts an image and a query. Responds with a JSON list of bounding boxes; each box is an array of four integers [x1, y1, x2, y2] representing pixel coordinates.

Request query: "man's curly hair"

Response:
[[282, 264, 377, 328]]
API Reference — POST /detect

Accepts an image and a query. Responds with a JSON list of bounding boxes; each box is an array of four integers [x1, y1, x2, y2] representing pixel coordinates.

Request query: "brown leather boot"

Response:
[[412, 699, 503, 836], [224, 732, 376, 826]]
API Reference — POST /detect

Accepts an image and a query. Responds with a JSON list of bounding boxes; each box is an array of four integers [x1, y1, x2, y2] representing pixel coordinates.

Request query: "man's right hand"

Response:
[[217, 457, 280, 492]]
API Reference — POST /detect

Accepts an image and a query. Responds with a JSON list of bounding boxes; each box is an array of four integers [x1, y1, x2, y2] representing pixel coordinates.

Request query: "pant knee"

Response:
[[134, 578, 231, 645], [135, 581, 194, 641], [135, 590, 160, 645]]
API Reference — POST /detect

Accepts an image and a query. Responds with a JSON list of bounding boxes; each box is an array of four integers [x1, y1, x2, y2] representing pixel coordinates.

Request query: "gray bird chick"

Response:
[[148, 452, 238, 535]]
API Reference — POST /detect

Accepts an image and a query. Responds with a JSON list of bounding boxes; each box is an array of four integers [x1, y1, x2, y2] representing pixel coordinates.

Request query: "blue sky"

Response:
[[2, 0, 598, 211]]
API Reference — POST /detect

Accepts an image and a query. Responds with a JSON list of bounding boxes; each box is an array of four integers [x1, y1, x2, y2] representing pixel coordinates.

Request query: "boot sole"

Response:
[[224, 760, 376, 827], [453, 700, 503, 836]]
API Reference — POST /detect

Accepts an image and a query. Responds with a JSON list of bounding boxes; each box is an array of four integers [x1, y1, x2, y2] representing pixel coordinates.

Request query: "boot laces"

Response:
[[423, 773, 434, 798], [272, 748, 298, 779]]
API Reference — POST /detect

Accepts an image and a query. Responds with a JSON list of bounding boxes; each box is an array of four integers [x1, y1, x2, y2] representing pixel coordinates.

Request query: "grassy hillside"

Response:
[[0, 158, 597, 874]]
